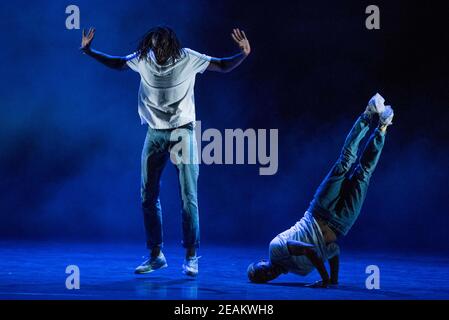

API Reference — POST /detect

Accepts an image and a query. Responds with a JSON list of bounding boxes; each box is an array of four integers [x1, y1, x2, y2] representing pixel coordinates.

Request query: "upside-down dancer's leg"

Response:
[[308, 112, 372, 215], [337, 127, 386, 229]]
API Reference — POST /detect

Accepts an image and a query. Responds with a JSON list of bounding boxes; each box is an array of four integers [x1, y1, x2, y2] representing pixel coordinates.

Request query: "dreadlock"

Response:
[[137, 25, 182, 65]]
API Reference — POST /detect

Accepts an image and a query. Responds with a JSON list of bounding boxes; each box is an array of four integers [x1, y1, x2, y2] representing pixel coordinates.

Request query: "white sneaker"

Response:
[[182, 256, 200, 277], [135, 253, 168, 274], [379, 105, 394, 127], [366, 93, 386, 114]]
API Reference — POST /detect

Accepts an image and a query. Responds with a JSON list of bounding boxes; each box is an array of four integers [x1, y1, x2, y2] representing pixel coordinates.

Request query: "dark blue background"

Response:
[[1, 0, 448, 252]]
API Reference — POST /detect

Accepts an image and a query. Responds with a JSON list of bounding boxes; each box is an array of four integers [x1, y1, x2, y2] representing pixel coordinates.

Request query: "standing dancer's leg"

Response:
[[135, 128, 169, 274], [171, 125, 201, 276]]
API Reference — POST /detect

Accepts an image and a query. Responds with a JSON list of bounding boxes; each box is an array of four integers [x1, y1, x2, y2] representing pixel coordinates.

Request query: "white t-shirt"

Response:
[[269, 211, 340, 276], [126, 48, 211, 129]]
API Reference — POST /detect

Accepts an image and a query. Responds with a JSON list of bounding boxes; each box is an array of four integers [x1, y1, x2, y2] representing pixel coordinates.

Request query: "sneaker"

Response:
[[182, 256, 201, 277], [366, 93, 386, 114], [379, 105, 394, 127], [134, 253, 168, 274]]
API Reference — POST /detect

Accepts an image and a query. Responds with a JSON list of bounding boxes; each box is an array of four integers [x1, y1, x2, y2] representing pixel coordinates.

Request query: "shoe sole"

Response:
[[183, 271, 198, 277], [182, 269, 198, 277], [134, 263, 168, 275]]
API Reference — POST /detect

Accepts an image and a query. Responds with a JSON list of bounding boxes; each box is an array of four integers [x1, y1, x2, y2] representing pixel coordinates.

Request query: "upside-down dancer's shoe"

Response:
[[379, 105, 394, 127], [366, 93, 386, 114]]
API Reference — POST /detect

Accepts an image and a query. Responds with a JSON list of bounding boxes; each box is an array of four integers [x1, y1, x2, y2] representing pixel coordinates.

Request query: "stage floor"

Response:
[[0, 241, 448, 300]]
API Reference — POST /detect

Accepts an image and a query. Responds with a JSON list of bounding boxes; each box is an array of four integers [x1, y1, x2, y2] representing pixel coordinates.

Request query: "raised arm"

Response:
[[80, 28, 129, 71], [207, 28, 251, 73]]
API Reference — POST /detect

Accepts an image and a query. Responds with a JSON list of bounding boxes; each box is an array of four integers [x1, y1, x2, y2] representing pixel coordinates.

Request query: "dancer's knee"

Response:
[[352, 166, 371, 183], [181, 188, 198, 206]]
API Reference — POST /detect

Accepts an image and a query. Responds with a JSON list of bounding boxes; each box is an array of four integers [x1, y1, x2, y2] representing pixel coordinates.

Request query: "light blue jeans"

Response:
[[308, 113, 386, 236], [141, 122, 200, 249]]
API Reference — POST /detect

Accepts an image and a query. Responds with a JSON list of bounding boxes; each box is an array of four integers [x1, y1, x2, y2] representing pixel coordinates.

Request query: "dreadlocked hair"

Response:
[[137, 25, 182, 65]]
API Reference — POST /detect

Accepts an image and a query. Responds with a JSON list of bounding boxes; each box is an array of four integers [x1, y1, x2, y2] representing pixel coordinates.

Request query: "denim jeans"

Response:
[[308, 113, 386, 236], [141, 122, 200, 249]]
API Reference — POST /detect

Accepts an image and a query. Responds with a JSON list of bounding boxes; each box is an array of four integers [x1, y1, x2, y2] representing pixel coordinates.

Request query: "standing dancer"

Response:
[[247, 94, 394, 287], [81, 26, 251, 276]]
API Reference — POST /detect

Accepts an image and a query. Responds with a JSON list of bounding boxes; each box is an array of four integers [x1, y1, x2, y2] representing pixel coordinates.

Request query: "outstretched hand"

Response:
[[231, 28, 251, 56], [81, 27, 96, 51]]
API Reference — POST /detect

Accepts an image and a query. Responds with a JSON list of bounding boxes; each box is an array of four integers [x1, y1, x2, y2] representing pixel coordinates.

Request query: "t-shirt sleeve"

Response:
[[184, 48, 211, 74], [125, 52, 140, 72], [326, 242, 340, 259]]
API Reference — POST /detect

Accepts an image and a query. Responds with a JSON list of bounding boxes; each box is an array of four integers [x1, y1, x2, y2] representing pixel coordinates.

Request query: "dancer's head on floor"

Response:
[[247, 260, 282, 283], [137, 25, 182, 65]]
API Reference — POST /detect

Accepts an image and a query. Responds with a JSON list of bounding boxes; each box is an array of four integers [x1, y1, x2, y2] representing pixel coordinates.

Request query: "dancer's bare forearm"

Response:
[[82, 47, 128, 70], [208, 53, 248, 73], [286, 240, 330, 287], [305, 249, 330, 286], [329, 255, 339, 285], [207, 28, 251, 73]]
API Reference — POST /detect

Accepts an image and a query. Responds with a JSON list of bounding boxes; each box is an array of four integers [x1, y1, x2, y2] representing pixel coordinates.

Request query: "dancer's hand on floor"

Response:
[[305, 280, 331, 289], [81, 27, 96, 51], [231, 28, 251, 56]]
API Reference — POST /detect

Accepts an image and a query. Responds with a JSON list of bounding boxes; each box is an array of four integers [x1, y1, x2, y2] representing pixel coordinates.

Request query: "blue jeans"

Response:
[[141, 122, 200, 250], [308, 113, 386, 236]]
